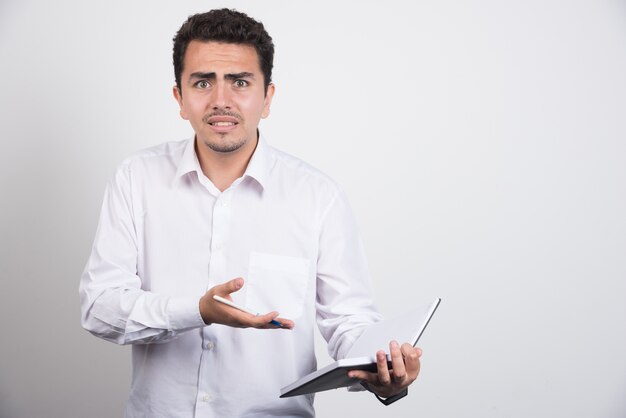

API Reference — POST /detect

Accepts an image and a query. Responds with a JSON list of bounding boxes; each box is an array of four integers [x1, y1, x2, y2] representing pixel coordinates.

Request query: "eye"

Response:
[[196, 80, 210, 89], [234, 79, 248, 88]]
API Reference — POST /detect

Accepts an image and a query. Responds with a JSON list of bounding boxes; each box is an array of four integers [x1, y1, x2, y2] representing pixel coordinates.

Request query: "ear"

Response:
[[172, 85, 189, 120], [261, 83, 276, 119]]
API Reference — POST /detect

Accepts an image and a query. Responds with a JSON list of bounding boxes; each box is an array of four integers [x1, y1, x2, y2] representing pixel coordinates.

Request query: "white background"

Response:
[[1, 1, 625, 417]]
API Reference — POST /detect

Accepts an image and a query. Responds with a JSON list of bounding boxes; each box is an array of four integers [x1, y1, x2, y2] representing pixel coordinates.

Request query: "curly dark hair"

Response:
[[173, 9, 274, 95]]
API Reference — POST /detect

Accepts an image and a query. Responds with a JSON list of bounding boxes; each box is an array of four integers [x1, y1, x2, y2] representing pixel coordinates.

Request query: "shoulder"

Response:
[[268, 145, 343, 196], [108, 139, 189, 188], [117, 139, 188, 171]]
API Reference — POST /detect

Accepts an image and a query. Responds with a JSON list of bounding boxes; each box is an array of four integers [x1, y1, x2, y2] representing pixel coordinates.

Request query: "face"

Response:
[[173, 41, 274, 155]]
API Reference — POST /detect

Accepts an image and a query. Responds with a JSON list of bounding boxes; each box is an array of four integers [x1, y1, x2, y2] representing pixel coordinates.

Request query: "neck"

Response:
[[195, 135, 258, 192]]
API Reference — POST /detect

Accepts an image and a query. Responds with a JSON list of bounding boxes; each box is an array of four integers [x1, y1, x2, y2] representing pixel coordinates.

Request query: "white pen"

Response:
[[213, 295, 283, 327]]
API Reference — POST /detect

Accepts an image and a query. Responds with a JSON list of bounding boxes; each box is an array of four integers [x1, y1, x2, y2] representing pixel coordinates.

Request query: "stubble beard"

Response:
[[201, 110, 247, 153], [202, 134, 247, 153]]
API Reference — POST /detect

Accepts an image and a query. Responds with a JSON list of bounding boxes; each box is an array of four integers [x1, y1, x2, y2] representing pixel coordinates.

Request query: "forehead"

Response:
[[183, 41, 261, 74]]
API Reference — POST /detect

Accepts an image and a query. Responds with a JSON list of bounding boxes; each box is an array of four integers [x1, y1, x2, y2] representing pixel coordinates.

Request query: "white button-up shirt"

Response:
[[80, 135, 382, 417]]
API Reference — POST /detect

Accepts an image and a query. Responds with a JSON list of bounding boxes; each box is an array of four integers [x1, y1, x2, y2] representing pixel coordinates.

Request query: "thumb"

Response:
[[214, 277, 244, 296]]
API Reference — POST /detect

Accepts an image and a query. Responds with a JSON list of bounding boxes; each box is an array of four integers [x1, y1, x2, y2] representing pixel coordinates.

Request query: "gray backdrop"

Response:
[[1, 0, 625, 417]]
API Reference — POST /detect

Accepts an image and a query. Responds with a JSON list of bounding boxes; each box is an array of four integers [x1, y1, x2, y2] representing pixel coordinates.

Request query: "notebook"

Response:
[[280, 298, 441, 398]]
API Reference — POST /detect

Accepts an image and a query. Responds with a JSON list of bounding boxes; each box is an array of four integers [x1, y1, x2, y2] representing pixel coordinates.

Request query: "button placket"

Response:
[[196, 192, 231, 416], [207, 192, 231, 289], [210, 192, 232, 255]]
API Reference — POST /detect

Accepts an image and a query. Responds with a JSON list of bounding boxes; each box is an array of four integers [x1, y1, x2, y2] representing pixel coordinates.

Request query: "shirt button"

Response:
[[221, 201, 228, 207], [201, 393, 212, 403], [206, 341, 214, 350], [214, 243, 221, 251]]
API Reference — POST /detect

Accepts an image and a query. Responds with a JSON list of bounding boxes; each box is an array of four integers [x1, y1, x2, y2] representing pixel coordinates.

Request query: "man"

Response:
[[80, 8, 422, 417]]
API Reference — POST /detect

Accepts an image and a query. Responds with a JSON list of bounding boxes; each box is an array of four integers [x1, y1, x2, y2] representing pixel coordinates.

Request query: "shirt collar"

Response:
[[173, 136, 202, 186], [172, 132, 273, 190], [244, 132, 272, 189]]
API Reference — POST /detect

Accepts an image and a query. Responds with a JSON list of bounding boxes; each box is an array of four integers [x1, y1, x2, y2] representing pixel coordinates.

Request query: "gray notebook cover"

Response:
[[280, 298, 441, 398]]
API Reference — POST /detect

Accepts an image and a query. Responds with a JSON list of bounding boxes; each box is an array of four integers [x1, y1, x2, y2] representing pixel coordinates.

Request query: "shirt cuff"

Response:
[[361, 382, 409, 406], [167, 296, 206, 331], [374, 388, 408, 405]]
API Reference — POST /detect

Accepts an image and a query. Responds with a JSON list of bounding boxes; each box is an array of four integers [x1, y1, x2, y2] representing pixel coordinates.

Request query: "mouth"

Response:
[[209, 121, 237, 127], [204, 115, 240, 133]]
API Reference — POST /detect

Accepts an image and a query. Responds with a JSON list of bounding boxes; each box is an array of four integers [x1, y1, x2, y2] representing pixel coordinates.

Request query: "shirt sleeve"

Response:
[[79, 165, 206, 345], [315, 188, 384, 360]]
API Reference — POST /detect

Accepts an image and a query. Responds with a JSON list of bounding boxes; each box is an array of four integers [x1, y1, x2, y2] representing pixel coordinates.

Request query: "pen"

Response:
[[213, 295, 283, 327]]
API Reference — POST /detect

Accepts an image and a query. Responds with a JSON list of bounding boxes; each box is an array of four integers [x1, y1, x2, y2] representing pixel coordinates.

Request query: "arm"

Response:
[[79, 166, 292, 345], [315, 189, 421, 403], [315, 189, 383, 360], [79, 166, 205, 345]]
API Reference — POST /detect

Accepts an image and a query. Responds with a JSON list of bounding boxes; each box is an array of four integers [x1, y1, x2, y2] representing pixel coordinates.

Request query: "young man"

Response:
[[80, 9, 421, 417]]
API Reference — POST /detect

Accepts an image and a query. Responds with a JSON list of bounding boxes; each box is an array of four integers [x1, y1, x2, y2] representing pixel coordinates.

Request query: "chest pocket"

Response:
[[245, 252, 311, 320]]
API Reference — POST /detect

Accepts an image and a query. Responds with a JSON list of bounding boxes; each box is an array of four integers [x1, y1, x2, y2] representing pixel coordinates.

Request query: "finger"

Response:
[[214, 277, 244, 296], [248, 310, 295, 329], [246, 311, 279, 328], [389, 340, 407, 383], [347, 370, 378, 384], [246, 312, 293, 330], [375, 350, 391, 385], [401, 344, 422, 380], [274, 317, 295, 329]]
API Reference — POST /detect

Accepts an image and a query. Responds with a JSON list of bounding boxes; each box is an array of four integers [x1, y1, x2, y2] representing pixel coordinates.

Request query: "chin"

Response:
[[204, 138, 247, 154]]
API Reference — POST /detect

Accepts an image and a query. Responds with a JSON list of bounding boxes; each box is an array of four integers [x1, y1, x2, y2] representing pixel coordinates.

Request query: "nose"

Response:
[[210, 81, 231, 110]]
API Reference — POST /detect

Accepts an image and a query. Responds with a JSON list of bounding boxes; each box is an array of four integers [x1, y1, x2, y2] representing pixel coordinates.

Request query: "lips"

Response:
[[204, 114, 241, 132], [203, 114, 240, 132]]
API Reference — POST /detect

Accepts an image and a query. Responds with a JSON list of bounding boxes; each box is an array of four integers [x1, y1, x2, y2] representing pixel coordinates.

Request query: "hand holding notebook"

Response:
[[280, 298, 441, 398]]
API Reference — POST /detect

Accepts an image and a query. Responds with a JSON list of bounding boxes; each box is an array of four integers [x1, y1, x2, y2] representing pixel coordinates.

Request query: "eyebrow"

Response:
[[188, 71, 256, 82]]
